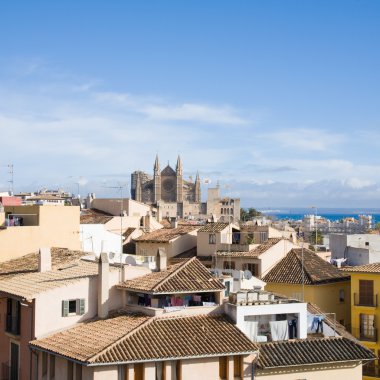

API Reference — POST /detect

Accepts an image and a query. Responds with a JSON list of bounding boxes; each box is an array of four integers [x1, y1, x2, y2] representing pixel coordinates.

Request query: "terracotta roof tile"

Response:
[[30, 314, 258, 364], [340, 263, 380, 273], [135, 226, 198, 243], [80, 209, 114, 224], [262, 248, 349, 285], [0, 247, 89, 280], [118, 257, 224, 294], [0, 260, 110, 299], [256, 337, 375, 369], [198, 223, 230, 233], [215, 238, 283, 258]]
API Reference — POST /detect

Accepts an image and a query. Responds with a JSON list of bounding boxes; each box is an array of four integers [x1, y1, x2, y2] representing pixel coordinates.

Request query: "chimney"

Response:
[[38, 247, 52, 272], [156, 248, 167, 272], [170, 217, 178, 229], [98, 252, 109, 319]]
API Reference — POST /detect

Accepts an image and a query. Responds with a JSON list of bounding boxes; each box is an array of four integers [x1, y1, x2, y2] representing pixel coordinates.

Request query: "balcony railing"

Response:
[[5, 316, 20, 336], [352, 327, 378, 342], [354, 293, 378, 307]]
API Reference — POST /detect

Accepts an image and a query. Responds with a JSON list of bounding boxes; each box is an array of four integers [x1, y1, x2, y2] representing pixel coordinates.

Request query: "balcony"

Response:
[[354, 293, 378, 307], [352, 327, 378, 342]]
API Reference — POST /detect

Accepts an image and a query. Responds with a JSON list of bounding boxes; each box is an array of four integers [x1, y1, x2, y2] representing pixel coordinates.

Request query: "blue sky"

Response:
[[0, 0, 379, 207]]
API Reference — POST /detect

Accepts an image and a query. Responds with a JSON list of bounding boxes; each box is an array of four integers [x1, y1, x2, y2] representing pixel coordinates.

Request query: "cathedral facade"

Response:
[[131, 155, 202, 218]]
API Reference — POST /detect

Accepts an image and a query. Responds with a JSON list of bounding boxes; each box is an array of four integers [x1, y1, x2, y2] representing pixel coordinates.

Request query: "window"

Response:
[[42, 352, 48, 378], [6, 298, 21, 335], [209, 233, 216, 244], [359, 280, 374, 306], [67, 361, 73, 380], [223, 261, 235, 270], [242, 263, 259, 277], [339, 289, 345, 302], [50, 355, 55, 380], [62, 299, 85, 317], [75, 364, 82, 380], [155, 361, 165, 380], [360, 314, 376, 341], [10, 342, 19, 380]]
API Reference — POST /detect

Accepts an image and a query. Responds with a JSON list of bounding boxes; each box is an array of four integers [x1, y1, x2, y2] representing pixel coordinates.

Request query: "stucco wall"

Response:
[[0, 205, 80, 262], [181, 357, 219, 380], [197, 227, 232, 256]]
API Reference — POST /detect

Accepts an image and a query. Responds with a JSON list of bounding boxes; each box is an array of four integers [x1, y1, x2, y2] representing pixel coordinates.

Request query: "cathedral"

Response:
[[131, 155, 203, 218]]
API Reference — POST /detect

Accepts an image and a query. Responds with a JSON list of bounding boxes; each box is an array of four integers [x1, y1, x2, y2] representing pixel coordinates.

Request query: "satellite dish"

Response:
[[124, 256, 137, 266], [243, 270, 252, 280]]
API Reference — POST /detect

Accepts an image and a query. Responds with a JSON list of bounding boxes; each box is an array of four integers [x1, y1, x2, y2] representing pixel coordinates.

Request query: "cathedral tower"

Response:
[[153, 154, 161, 203], [135, 172, 142, 202], [176, 155, 183, 202]]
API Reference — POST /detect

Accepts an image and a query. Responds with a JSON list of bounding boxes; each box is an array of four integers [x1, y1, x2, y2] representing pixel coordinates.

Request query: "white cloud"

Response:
[[343, 177, 375, 189]]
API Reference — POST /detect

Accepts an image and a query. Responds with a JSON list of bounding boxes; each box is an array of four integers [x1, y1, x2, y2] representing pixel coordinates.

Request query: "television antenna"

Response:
[[0, 164, 14, 193]]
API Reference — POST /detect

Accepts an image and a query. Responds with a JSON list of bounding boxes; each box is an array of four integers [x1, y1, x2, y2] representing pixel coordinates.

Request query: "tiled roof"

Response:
[[216, 238, 283, 258], [80, 209, 114, 224], [30, 313, 258, 364], [0, 260, 107, 299], [262, 248, 349, 285], [198, 222, 230, 233], [256, 337, 375, 369], [307, 303, 356, 341], [135, 225, 198, 243], [340, 263, 380, 273], [0, 247, 88, 280], [118, 257, 224, 294]]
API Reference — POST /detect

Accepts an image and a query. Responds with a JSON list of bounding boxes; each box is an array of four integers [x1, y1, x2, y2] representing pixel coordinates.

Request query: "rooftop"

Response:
[[80, 208, 114, 224], [216, 238, 283, 258], [135, 225, 198, 243], [0, 247, 88, 280], [30, 313, 258, 364], [0, 259, 113, 299], [118, 257, 224, 294], [262, 248, 349, 285], [198, 222, 230, 233], [256, 337, 375, 369], [340, 262, 380, 274]]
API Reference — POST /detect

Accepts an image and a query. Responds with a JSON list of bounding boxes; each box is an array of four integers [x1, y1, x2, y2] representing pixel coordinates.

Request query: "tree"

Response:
[[240, 208, 262, 221], [309, 230, 323, 245]]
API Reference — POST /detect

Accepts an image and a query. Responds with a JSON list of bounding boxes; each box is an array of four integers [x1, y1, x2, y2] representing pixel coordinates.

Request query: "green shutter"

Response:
[[62, 300, 69, 317], [79, 299, 85, 315]]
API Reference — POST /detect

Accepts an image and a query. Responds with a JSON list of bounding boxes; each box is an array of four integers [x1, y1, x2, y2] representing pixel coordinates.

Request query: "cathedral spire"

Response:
[[195, 171, 200, 182], [176, 155, 183, 175], [154, 154, 160, 174]]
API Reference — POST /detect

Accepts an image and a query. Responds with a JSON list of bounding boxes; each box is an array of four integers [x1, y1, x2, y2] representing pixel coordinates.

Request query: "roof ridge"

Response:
[[88, 315, 153, 363], [153, 257, 197, 291], [293, 249, 313, 283]]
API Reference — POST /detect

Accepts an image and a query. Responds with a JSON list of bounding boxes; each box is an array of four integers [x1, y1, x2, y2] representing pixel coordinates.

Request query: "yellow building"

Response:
[[262, 248, 351, 329], [342, 263, 380, 379]]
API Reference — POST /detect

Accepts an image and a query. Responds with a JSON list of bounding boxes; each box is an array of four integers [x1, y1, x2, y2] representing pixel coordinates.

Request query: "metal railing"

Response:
[[354, 293, 378, 307], [352, 327, 378, 342]]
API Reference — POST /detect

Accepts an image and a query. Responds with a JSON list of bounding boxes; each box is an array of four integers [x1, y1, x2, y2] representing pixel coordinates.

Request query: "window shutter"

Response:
[[79, 299, 85, 315], [62, 300, 69, 317]]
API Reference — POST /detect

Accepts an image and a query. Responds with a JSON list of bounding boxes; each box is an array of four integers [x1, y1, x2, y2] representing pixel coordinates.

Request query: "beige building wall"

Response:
[[91, 198, 151, 218], [135, 231, 197, 259], [197, 226, 232, 257], [256, 362, 363, 380], [0, 205, 80, 262]]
